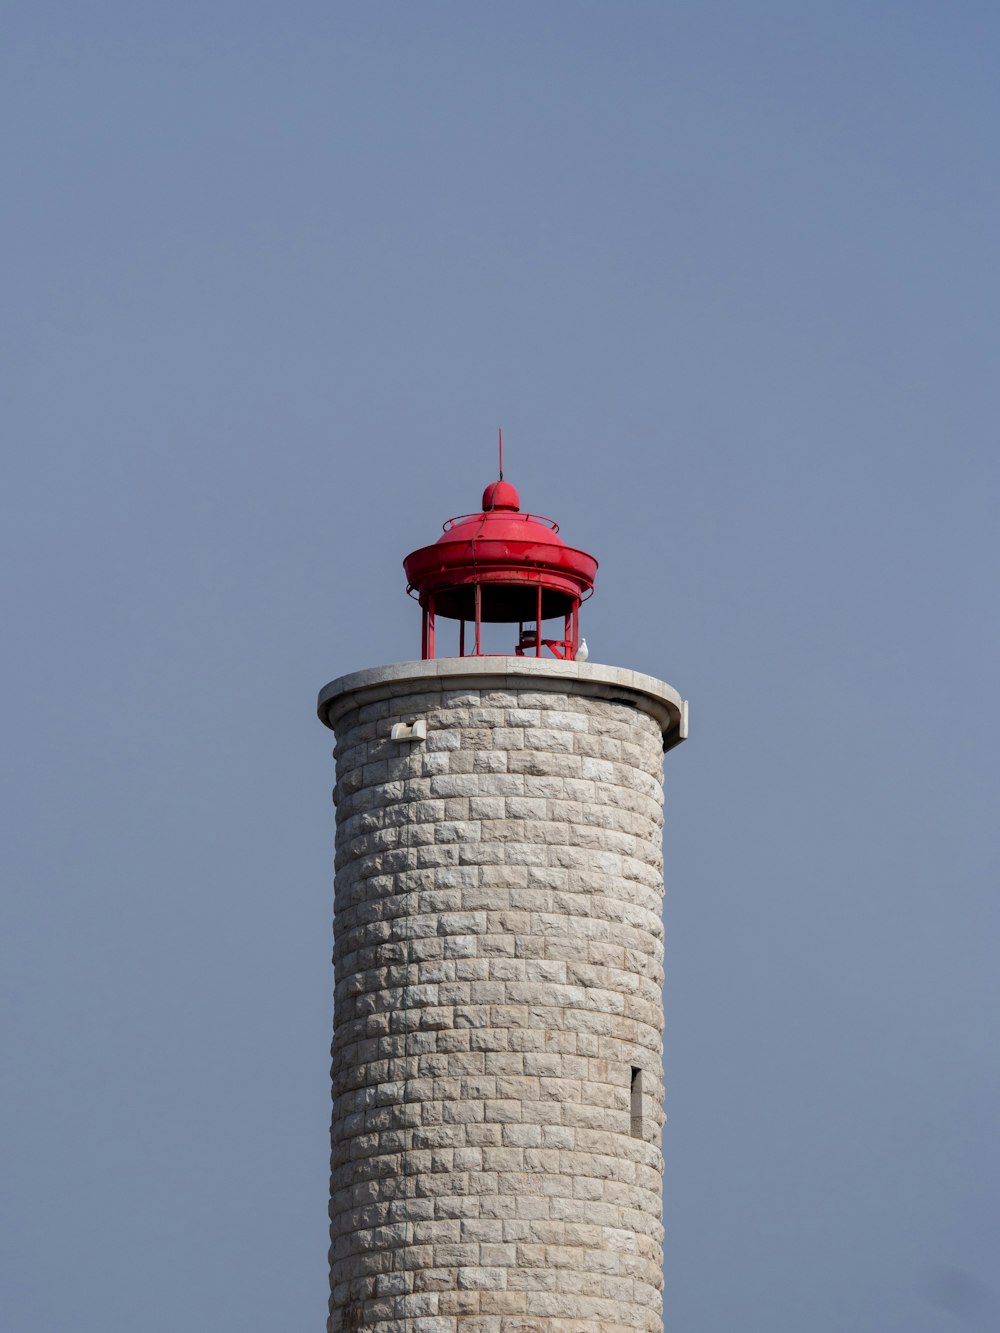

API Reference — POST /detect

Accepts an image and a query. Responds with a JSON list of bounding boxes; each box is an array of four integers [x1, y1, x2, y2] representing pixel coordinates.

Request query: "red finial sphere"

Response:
[[481, 479, 520, 512]]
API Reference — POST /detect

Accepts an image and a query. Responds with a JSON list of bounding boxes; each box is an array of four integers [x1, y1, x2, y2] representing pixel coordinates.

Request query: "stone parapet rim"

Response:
[[318, 657, 687, 752]]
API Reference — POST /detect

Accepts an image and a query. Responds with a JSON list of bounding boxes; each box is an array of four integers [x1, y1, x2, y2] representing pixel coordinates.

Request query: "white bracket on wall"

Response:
[[662, 698, 689, 754], [390, 719, 427, 743]]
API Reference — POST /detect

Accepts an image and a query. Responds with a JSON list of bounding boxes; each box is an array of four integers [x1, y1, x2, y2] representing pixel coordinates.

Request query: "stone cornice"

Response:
[[318, 657, 688, 753]]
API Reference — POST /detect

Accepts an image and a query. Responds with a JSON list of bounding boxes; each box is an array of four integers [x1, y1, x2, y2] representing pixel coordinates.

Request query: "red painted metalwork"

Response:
[[404, 472, 598, 660]]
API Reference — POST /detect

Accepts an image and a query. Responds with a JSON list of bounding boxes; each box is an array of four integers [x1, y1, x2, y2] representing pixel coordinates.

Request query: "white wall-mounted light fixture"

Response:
[[390, 719, 427, 742]]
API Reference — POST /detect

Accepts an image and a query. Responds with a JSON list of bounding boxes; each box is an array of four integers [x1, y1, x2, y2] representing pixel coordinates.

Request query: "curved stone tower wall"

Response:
[[320, 661, 682, 1333]]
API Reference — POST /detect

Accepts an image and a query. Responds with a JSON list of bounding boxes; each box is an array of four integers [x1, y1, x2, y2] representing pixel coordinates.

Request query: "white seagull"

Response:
[[576, 637, 589, 663]]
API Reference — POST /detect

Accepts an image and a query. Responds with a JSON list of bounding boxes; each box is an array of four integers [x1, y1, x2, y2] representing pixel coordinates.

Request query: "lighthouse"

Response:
[[317, 467, 688, 1332]]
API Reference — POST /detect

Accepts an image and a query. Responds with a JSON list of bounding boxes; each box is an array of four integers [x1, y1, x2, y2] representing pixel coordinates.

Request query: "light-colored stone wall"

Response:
[[320, 661, 680, 1333]]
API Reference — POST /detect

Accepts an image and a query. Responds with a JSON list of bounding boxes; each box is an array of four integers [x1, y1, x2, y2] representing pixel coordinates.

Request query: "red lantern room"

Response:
[[403, 471, 598, 661]]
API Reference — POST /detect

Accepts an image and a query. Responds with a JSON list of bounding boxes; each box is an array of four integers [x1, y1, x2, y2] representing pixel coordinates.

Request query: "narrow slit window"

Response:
[[630, 1066, 643, 1138]]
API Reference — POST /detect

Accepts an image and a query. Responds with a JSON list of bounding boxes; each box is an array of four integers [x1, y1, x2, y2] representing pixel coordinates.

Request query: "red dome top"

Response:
[[404, 477, 597, 624]]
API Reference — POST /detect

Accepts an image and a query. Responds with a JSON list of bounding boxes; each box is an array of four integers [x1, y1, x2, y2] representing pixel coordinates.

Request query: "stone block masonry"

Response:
[[318, 659, 685, 1333]]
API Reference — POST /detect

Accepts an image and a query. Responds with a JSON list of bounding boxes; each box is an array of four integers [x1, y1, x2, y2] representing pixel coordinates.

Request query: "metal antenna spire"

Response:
[[498, 427, 503, 480]]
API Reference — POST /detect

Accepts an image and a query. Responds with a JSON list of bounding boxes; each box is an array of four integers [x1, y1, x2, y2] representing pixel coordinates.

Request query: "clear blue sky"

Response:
[[2, 4, 997, 1330]]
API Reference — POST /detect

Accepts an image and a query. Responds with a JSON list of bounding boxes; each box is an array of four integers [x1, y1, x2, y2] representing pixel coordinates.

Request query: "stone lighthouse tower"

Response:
[[317, 467, 687, 1333]]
